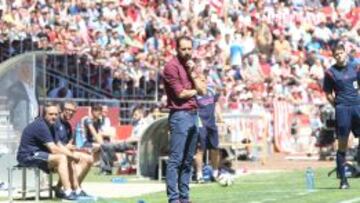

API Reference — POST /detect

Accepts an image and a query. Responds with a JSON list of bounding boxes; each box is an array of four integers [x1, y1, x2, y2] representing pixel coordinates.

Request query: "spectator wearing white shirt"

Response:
[[314, 21, 333, 43], [130, 106, 148, 139], [99, 105, 112, 135], [102, 1, 118, 20], [309, 58, 325, 81], [337, 0, 355, 13], [289, 20, 308, 49]]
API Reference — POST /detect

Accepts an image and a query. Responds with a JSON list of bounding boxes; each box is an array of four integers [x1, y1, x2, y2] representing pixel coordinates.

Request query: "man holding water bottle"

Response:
[[323, 43, 360, 189]]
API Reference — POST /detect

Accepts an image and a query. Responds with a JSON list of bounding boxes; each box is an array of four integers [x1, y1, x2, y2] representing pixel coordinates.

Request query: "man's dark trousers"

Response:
[[166, 110, 199, 203], [100, 142, 130, 172]]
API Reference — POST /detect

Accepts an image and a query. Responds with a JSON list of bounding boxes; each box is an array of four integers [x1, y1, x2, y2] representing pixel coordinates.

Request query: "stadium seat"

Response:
[[7, 165, 53, 202], [116, 125, 133, 141]]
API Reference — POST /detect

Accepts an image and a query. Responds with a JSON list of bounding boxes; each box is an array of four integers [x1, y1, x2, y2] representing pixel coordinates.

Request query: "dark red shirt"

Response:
[[163, 57, 197, 110]]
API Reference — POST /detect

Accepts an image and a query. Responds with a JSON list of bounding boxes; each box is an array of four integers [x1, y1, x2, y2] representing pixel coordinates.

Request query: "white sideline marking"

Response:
[[339, 197, 360, 203], [228, 189, 316, 194], [260, 198, 277, 202], [252, 191, 315, 203]]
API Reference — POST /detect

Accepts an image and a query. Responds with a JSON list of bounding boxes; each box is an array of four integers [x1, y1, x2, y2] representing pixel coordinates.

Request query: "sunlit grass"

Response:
[[6, 167, 360, 203]]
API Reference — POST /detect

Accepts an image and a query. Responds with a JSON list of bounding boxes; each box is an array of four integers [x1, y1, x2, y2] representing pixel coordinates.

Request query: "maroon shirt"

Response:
[[163, 57, 198, 110]]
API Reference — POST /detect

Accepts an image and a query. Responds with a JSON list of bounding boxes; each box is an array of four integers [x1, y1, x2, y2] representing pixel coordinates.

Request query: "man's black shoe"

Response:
[[53, 187, 65, 198], [99, 170, 112, 175], [77, 190, 91, 197], [62, 191, 78, 201], [339, 179, 350, 189]]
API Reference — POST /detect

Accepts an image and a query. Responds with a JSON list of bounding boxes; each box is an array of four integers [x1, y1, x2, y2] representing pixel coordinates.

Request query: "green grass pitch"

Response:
[[3, 167, 359, 203]]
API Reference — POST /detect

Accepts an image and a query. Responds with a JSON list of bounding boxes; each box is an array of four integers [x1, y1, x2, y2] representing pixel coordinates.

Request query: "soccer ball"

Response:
[[218, 173, 234, 187]]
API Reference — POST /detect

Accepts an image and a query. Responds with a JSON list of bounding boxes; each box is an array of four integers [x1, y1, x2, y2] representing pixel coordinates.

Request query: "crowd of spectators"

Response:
[[0, 0, 359, 111]]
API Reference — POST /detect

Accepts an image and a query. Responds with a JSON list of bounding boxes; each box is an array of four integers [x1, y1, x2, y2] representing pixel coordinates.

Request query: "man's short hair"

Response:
[[332, 43, 345, 54], [60, 101, 77, 111], [175, 35, 193, 50], [132, 106, 143, 116], [91, 103, 102, 112], [43, 102, 58, 115]]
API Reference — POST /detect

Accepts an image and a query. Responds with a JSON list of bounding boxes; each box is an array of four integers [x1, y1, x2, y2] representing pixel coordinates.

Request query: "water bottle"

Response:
[[305, 167, 315, 191], [344, 165, 352, 178], [111, 177, 127, 184], [77, 195, 97, 203], [75, 123, 84, 148], [77, 197, 95, 203]]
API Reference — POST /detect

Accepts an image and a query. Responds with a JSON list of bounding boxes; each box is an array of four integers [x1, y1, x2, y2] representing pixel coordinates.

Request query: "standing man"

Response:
[[194, 76, 222, 183], [55, 101, 93, 197], [16, 102, 79, 200], [163, 36, 207, 203], [323, 43, 360, 189]]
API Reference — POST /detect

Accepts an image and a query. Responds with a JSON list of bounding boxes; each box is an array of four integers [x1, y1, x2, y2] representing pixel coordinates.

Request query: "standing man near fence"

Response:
[[163, 36, 207, 203], [323, 43, 360, 189]]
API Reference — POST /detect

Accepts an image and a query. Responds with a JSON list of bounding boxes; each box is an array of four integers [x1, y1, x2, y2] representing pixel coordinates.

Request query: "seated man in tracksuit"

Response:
[[17, 102, 79, 201], [77, 104, 134, 175], [54, 101, 93, 197]]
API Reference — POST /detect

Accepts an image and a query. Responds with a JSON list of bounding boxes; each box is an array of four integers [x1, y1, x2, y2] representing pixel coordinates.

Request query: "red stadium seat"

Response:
[[116, 125, 133, 141]]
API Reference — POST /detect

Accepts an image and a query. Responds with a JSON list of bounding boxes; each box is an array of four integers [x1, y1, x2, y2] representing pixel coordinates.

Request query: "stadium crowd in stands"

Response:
[[0, 0, 359, 109], [3, 1, 360, 190]]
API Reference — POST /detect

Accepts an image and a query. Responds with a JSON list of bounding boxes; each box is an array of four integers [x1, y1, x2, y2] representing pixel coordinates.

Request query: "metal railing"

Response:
[[37, 63, 110, 99], [0, 38, 38, 62], [38, 53, 161, 100], [41, 98, 160, 124], [0, 39, 162, 101]]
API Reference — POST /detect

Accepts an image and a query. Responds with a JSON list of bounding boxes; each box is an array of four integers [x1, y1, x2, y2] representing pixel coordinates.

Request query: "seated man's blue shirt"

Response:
[[197, 85, 218, 128], [55, 119, 73, 145], [83, 117, 101, 143], [17, 118, 57, 161]]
